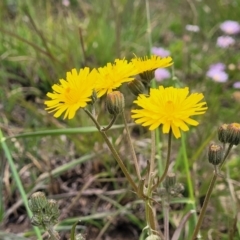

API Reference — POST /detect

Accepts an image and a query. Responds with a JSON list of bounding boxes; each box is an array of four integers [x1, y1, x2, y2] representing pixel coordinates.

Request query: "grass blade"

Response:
[[0, 129, 42, 239]]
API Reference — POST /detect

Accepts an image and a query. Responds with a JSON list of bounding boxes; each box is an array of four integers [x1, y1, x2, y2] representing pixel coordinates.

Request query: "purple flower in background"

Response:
[[209, 62, 226, 71], [233, 82, 240, 89], [185, 24, 200, 32], [62, 0, 70, 6], [154, 68, 171, 82], [206, 68, 228, 83], [216, 36, 235, 48], [220, 20, 240, 35], [151, 47, 170, 57]]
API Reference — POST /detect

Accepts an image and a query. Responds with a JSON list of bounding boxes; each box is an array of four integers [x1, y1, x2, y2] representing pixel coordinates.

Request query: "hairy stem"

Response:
[[191, 143, 233, 240], [122, 111, 141, 180], [101, 115, 118, 132], [163, 199, 170, 240], [84, 109, 138, 194], [152, 130, 172, 191], [148, 130, 156, 186]]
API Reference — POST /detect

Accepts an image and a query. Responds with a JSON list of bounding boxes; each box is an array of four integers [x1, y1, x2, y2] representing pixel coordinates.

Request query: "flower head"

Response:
[[151, 47, 170, 57], [132, 55, 172, 73], [233, 81, 240, 89], [216, 36, 235, 48], [208, 144, 223, 166], [45, 68, 96, 119], [132, 55, 173, 83], [154, 68, 171, 82], [209, 62, 226, 71], [227, 123, 240, 145], [106, 91, 125, 115], [95, 59, 138, 97], [131, 86, 207, 139], [206, 68, 228, 83], [220, 20, 240, 35]]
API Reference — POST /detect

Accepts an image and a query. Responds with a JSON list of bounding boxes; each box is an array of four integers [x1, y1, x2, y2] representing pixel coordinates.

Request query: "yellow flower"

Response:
[[131, 55, 173, 82], [131, 86, 207, 139], [45, 68, 96, 119], [95, 59, 138, 97]]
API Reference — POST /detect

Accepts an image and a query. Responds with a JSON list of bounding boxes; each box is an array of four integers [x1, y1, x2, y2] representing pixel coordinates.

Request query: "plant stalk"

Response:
[[152, 130, 172, 191], [163, 199, 170, 240], [122, 111, 141, 180], [148, 130, 156, 186], [191, 143, 233, 240], [84, 109, 138, 194]]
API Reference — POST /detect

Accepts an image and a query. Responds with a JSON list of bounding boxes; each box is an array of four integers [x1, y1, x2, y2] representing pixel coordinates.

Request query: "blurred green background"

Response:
[[1, 0, 240, 239]]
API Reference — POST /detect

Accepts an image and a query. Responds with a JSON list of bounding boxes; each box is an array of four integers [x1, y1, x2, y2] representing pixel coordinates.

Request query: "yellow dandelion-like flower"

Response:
[[131, 55, 173, 82], [95, 59, 138, 97], [131, 86, 207, 139], [45, 68, 96, 119], [132, 55, 173, 72]]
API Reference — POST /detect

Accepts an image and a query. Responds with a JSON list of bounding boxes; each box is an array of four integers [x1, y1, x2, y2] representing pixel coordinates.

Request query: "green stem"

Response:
[[148, 130, 156, 187], [152, 130, 172, 191], [122, 111, 141, 180], [47, 226, 60, 240], [101, 115, 118, 132], [84, 109, 138, 194], [145, 0, 163, 180], [163, 198, 170, 240], [145, 200, 155, 235], [181, 133, 197, 236], [145, 176, 156, 235], [0, 129, 42, 239], [191, 143, 233, 240], [145, 0, 152, 53]]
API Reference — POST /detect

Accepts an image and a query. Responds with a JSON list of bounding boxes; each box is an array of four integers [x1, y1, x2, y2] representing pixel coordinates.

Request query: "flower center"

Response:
[[165, 100, 175, 112], [231, 122, 240, 130], [64, 87, 78, 104]]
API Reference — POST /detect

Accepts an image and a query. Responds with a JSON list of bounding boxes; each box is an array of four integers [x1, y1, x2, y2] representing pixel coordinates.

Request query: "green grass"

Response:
[[1, 0, 240, 239]]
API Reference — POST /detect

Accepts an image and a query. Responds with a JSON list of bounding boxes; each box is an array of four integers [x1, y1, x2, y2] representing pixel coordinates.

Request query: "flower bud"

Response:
[[227, 123, 240, 145], [76, 234, 86, 240], [208, 144, 223, 165], [128, 79, 146, 96], [90, 89, 98, 105], [41, 199, 60, 227], [28, 192, 48, 214], [45, 199, 60, 224], [139, 70, 155, 84], [218, 124, 228, 143], [145, 234, 161, 240], [106, 91, 125, 115], [29, 192, 60, 230], [170, 183, 185, 197], [159, 187, 168, 198], [163, 172, 176, 189], [31, 215, 42, 227]]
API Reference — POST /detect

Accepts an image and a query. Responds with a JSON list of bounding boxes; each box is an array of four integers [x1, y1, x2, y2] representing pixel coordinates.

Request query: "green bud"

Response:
[[163, 172, 176, 189], [31, 215, 42, 227], [28, 192, 48, 214], [170, 183, 185, 197], [218, 124, 228, 143], [106, 91, 125, 115], [29, 192, 60, 230], [75, 234, 86, 240], [90, 89, 98, 105], [44, 199, 60, 226], [208, 144, 223, 165], [145, 234, 161, 240], [139, 70, 155, 84], [227, 123, 240, 145], [159, 187, 168, 198], [128, 79, 146, 96]]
